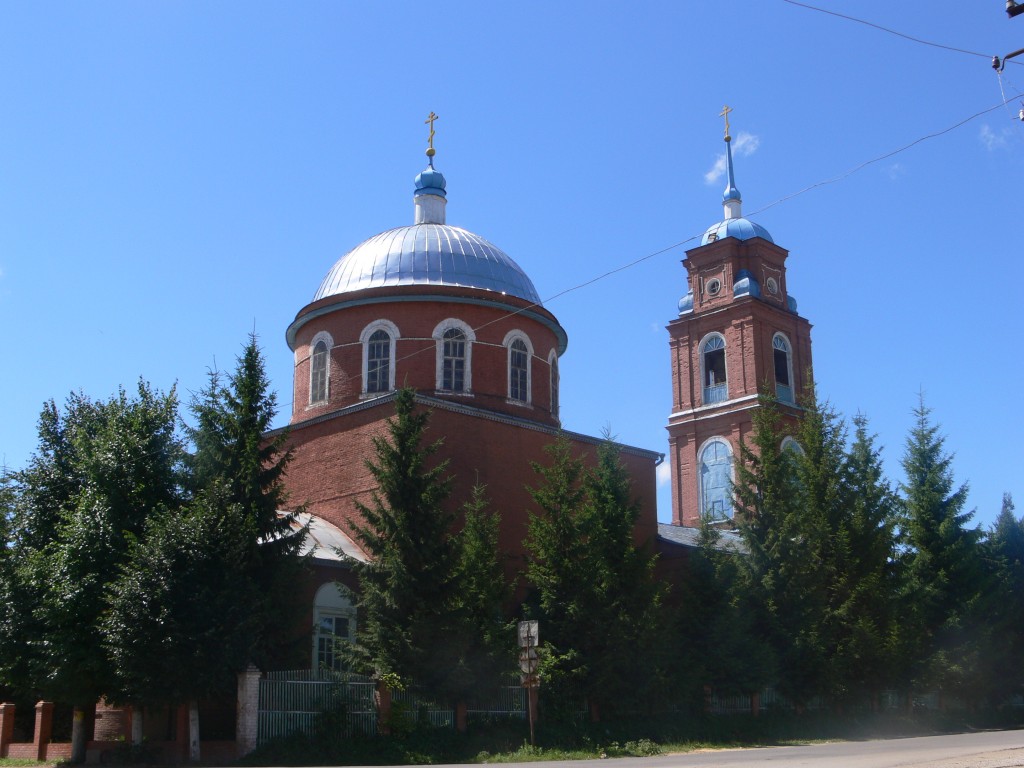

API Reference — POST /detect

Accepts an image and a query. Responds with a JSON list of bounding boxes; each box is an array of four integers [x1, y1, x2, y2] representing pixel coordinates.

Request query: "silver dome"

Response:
[[314, 223, 543, 305]]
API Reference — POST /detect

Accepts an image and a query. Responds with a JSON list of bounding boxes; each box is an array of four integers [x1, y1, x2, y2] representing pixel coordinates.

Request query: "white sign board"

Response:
[[517, 620, 539, 648]]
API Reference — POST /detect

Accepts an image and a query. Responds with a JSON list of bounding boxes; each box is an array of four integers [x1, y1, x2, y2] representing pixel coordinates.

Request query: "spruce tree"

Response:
[[524, 436, 665, 720], [979, 493, 1024, 702], [678, 518, 773, 707], [448, 484, 515, 699], [185, 335, 306, 669], [347, 388, 462, 694], [898, 396, 983, 698], [732, 395, 803, 703], [522, 436, 590, 712], [833, 414, 900, 707], [783, 390, 847, 705]]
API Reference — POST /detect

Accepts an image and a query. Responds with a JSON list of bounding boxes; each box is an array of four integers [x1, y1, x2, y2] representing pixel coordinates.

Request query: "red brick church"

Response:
[[273, 134, 662, 669], [273, 112, 814, 669]]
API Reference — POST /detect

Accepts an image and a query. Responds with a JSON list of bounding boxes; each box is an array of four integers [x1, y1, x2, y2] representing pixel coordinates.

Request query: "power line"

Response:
[[749, 99, 1013, 217], [781, 0, 1020, 64]]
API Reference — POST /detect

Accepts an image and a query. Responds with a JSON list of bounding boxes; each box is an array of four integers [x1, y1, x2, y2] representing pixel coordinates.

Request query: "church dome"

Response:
[[313, 223, 543, 305], [701, 121, 773, 246], [701, 217, 774, 246]]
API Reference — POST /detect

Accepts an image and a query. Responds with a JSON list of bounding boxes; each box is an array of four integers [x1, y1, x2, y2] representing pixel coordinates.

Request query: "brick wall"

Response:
[[289, 285, 564, 428]]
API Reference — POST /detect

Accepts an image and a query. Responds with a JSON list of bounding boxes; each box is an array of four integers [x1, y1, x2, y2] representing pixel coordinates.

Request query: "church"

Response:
[[273, 111, 814, 668]]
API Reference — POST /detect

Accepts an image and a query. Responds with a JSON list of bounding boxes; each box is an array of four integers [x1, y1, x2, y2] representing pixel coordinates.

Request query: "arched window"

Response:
[[366, 331, 390, 393], [360, 320, 399, 396], [701, 334, 728, 405], [549, 351, 560, 421], [781, 436, 803, 456], [773, 333, 794, 403], [309, 333, 331, 404], [433, 319, 474, 393], [699, 438, 734, 521], [505, 331, 533, 404], [443, 329, 466, 392], [313, 583, 356, 672], [510, 340, 528, 401]]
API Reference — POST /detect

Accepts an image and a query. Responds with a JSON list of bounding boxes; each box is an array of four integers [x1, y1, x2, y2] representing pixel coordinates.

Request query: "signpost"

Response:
[[517, 620, 539, 745]]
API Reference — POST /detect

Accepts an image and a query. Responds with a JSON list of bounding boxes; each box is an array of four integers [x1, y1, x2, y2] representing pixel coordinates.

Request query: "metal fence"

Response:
[[258, 670, 376, 745], [257, 671, 526, 746]]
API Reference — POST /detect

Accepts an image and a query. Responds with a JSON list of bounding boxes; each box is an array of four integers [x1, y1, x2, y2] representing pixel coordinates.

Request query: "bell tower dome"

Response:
[[666, 109, 814, 528]]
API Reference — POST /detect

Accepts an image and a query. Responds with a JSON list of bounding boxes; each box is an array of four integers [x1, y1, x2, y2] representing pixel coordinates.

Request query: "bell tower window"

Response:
[[699, 437, 734, 521], [773, 333, 793, 403], [701, 334, 728, 405]]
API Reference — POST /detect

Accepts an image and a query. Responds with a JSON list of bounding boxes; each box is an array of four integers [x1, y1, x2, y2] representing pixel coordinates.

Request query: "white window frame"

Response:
[[312, 583, 356, 673], [781, 435, 803, 455], [503, 330, 534, 404], [548, 349, 560, 422], [699, 332, 728, 405], [698, 436, 734, 521], [432, 318, 475, 394], [360, 320, 400, 396], [309, 331, 333, 405]]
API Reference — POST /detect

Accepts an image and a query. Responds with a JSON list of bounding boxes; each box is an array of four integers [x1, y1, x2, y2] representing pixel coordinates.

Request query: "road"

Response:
[[426, 729, 1024, 768]]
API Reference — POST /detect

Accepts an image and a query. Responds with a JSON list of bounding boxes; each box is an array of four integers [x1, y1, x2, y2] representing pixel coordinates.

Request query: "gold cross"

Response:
[[425, 111, 438, 158], [719, 105, 732, 141]]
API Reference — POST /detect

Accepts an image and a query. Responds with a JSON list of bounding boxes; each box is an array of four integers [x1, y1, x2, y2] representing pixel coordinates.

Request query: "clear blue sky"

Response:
[[1, 2, 1020, 527]]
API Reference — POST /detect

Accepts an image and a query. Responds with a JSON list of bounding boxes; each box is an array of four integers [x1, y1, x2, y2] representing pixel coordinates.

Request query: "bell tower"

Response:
[[667, 109, 813, 528]]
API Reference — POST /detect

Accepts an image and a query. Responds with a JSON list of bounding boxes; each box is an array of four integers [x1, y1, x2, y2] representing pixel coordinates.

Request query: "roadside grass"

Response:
[[239, 707, 1024, 765], [0, 760, 55, 768]]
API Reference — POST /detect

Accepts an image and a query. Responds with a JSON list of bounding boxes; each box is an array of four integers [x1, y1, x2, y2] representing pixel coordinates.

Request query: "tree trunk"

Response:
[[70, 707, 87, 764], [188, 700, 200, 763]]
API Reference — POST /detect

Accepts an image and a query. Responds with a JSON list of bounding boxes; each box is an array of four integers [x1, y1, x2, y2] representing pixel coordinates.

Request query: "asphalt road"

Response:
[[419, 729, 1024, 768]]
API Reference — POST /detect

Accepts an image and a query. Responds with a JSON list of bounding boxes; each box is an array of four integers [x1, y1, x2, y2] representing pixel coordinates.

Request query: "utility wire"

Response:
[[749, 99, 1012, 218], [781, 0, 1021, 64]]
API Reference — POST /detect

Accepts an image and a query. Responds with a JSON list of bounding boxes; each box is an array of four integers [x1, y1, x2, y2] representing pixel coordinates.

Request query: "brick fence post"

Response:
[[236, 665, 261, 758], [0, 703, 15, 758], [34, 701, 54, 762], [375, 681, 392, 736]]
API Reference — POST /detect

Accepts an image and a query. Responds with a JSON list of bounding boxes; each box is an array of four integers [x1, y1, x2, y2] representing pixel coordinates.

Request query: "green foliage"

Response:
[[897, 395, 983, 695], [0, 383, 185, 706], [348, 387, 457, 685], [186, 335, 298, 550], [977, 493, 1024, 702], [450, 484, 516, 694], [524, 435, 666, 720], [677, 519, 772, 701], [348, 389, 511, 704], [731, 395, 803, 701], [183, 335, 308, 671], [104, 488, 262, 706], [732, 389, 902, 708]]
